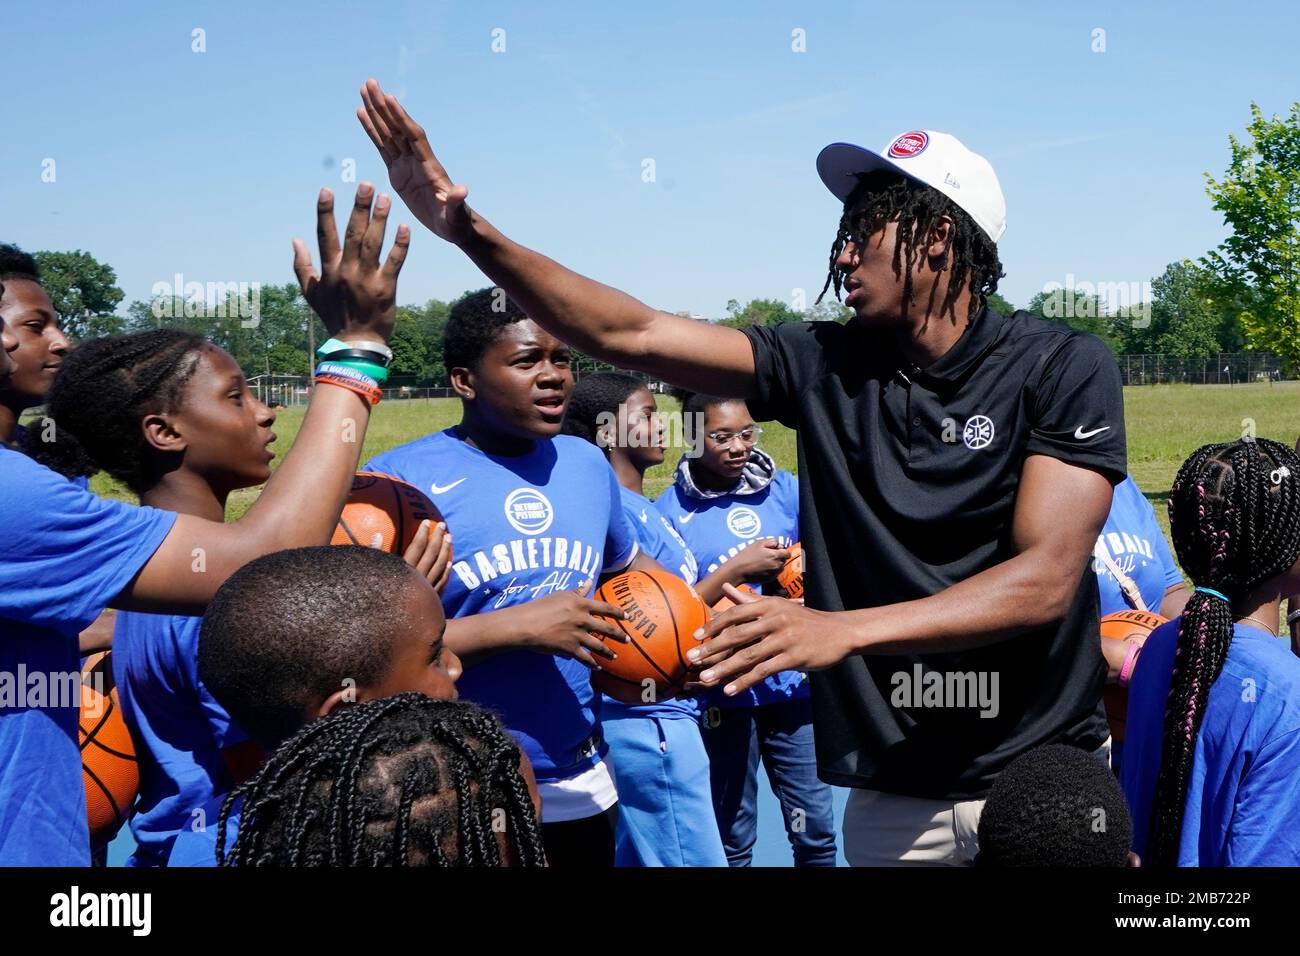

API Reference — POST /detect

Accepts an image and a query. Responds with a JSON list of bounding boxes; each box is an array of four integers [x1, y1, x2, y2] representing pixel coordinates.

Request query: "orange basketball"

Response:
[[331, 472, 446, 557], [711, 584, 757, 615], [1101, 609, 1168, 743], [591, 569, 709, 705], [777, 542, 804, 600], [79, 651, 138, 842]]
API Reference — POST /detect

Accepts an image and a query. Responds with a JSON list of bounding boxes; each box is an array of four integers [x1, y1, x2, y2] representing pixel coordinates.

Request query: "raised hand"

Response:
[[292, 183, 409, 345], [384, 519, 455, 595], [356, 79, 473, 245]]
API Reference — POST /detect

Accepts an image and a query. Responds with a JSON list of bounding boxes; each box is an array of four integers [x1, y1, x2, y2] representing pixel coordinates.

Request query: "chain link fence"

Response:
[[252, 353, 1293, 406], [249, 365, 665, 407], [1117, 353, 1292, 386]]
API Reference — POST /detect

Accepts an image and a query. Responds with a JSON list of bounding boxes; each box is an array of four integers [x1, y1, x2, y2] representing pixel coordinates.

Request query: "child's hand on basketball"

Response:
[[394, 519, 454, 595], [292, 183, 409, 345], [686, 583, 854, 696], [722, 538, 789, 584], [357, 79, 474, 246], [519, 591, 630, 670]]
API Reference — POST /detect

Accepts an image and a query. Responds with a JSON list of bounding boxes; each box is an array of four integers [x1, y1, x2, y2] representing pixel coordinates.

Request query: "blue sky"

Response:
[[2, 1, 1296, 318]]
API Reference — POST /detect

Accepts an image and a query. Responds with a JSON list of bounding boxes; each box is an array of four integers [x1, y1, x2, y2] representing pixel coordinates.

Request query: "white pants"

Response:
[[842, 739, 1112, 867]]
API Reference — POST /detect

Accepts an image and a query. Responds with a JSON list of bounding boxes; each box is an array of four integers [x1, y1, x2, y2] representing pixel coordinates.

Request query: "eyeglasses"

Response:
[[706, 426, 762, 446]]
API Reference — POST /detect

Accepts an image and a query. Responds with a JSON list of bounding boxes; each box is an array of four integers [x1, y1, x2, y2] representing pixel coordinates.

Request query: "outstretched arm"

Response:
[[356, 79, 756, 397]]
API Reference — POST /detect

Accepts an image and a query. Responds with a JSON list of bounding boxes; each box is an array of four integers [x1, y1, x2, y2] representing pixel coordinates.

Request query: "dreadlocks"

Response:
[[219, 692, 547, 868], [1151, 437, 1300, 865], [24, 329, 208, 494], [817, 169, 1004, 323]]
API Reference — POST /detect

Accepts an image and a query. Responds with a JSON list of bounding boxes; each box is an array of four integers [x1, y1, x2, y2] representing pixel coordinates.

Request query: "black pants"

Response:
[[540, 804, 619, 868]]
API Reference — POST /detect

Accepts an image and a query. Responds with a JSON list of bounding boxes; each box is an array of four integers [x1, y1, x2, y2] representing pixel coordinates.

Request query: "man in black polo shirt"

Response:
[[357, 81, 1125, 865]]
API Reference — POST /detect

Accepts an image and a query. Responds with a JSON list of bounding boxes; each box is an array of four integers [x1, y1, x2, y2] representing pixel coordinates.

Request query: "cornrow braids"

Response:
[[1152, 437, 1300, 865], [817, 169, 1004, 323], [219, 693, 547, 868], [24, 330, 207, 493]]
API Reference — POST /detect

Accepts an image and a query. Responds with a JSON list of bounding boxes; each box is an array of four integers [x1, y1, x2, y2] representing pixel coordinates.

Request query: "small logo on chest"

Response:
[[962, 415, 995, 450], [727, 507, 762, 539]]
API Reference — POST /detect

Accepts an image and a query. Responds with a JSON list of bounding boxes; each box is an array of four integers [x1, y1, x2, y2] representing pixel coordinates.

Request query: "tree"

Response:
[[33, 250, 124, 340], [1151, 261, 1222, 362], [1202, 102, 1300, 369], [720, 297, 803, 328], [803, 299, 854, 323], [985, 291, 1016, 315], [1026, 287, 1122, 353], [390, 306, 434, 378]]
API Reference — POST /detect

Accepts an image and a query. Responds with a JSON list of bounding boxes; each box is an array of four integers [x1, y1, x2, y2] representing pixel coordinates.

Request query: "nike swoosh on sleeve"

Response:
[[1073, 426, 1111, 439]]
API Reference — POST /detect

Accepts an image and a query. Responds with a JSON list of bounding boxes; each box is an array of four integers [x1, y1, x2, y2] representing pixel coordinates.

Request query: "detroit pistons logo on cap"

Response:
[[504, 487, 554, 535], [889, 132, 930, 159], [888, 131, 929, 159]]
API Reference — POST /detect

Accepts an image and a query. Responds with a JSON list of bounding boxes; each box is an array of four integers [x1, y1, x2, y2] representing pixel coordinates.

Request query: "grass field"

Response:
[[88, 380, 1300, 548]]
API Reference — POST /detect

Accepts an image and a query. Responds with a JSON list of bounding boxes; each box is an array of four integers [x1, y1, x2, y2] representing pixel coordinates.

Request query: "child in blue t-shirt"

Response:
[[562, 372, 727, 867], [1121, 438, 1300, 866], [0, 185, 414, 864], [655, 394, 837, 867], [28, 330, 453, 866], [1092, 475, 1189, 771], [364, 289, 665, 867]]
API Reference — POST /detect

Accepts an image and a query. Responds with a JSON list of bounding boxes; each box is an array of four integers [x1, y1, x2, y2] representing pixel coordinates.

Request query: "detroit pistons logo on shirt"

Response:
[[503, 487, 554, 535], [726, 507, 763, 540], [962, 415, 995, 450], [888, 131, 929, 159]]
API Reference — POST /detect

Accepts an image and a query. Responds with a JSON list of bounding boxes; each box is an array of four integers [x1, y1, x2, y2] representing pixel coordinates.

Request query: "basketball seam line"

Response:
[[611, 609, 675, 685], [641, 570, 694, 673]]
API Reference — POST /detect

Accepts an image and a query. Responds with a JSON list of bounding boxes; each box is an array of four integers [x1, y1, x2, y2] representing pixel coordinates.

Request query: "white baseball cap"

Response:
[[816, 130, 1007, 244]]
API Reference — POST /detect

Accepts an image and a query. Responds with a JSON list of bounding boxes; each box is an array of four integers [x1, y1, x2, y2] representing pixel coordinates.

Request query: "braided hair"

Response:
[[1152, 437, 1300, 865], [219, 693, 546, 867], [24, 329, 207, 493], [817, 169, 1004, 323], [560, 371, 645, 449]]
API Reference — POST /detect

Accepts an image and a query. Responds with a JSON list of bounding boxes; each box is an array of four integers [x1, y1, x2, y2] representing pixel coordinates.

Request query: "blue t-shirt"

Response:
[[1121, 620, 1300, 865], [602, 486, 702, 721], [655, 469, 809, 710], [113, 612, 248, 867], [364, 429, 638, 782], [1094, 476, 1183, 616], [0, 447, 175, 865], [168, 793, 240, 867]]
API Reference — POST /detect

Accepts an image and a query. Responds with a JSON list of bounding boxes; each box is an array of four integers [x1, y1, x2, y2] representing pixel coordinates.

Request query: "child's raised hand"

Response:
[[292, 183, 409, 345]]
